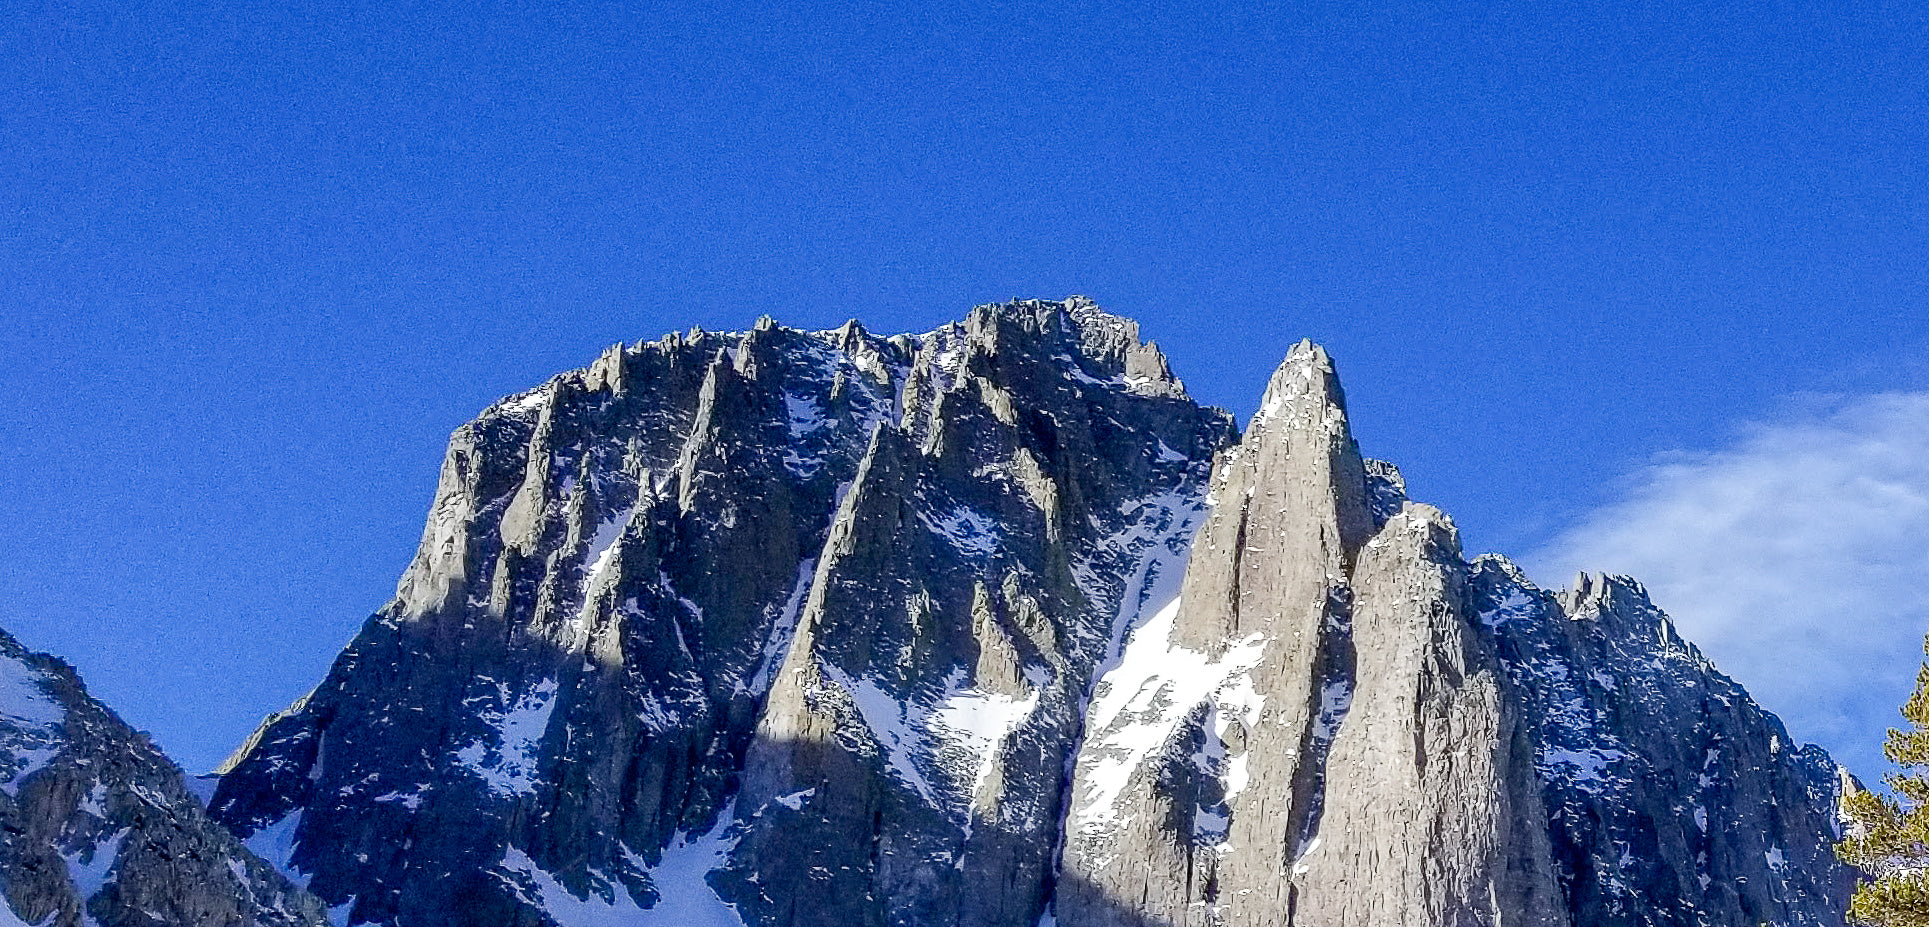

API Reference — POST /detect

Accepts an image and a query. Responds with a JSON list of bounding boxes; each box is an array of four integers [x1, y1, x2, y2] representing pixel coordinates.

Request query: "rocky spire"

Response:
[[1053, 338, 1848, 927], [1287, 505, 1566, 927]]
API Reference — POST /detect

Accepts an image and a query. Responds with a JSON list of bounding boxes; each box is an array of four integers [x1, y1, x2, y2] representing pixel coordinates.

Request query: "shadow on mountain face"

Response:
[[211, 595, 1206, 927], [206, 600, 763, 927], [203, 604, 1040, 927], [713, 723, 1192, 927]]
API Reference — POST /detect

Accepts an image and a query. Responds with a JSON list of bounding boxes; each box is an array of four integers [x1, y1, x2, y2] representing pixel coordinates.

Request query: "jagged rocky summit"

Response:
[[0, 628, 327, 927], [189, 297, 1850, 927]]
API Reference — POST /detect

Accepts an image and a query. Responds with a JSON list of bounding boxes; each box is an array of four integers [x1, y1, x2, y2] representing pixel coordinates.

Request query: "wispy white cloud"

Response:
[[1527, 393, 1929, 779]]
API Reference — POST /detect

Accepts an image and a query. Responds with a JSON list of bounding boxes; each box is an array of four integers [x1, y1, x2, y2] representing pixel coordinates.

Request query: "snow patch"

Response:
[[1477, 588, 1537, 628], [0, 897, 44, 927], [0, 656, 61, 727], [457, 679, 559, 798], [1539, 746, 1628, 792], [1190, 705, 1235, 845], [79, 782, 108, 818], [742, 559, 817, 697], [917, 504, 1001, 557], [582, 510, 635, 593], [820, 665, 943, 809], [927, 330, 968, 392], [497, 847, 650, 926], [782, 393, 832, 477], [496, 388, 550, 416], [637, 807, 746, 926], [1075, 594, 1270, 850], [1060, 485, 1218, 866], [1079, 488, 1208, 671], [931, 679, 1042, 801], [1699, 748, 1721, 788], [63, 827, 127, 904], [1291, 835, 1323, 875], [1310, 678, 1352, 743], [0, 740, 58, 798], [245, 811, 308, 888], [372, 786, 427, 810], [785, 394, 829, 436], [0, 653, 64, 796], [817, 664, 1039, 818], [1054, 353, 1121, 389]]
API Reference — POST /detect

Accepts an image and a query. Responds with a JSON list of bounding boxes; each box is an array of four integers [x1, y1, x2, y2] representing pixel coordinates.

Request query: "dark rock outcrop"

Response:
[[0, 628, 326, 927]]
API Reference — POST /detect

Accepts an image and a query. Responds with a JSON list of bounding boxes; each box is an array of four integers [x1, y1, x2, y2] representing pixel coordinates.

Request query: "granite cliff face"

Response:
[[0, 628, 327, 927], [202, 298, 1854, 927]]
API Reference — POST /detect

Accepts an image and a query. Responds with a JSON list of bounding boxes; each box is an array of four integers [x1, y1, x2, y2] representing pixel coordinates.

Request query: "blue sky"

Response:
[[3, 0, 1928, 775]]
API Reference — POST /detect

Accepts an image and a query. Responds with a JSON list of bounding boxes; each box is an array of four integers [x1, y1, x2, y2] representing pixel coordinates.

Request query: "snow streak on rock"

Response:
[[1075, 597, 1267, 855], [816, 664, 1042, 821], [0, 651, 64, 795], [457, 678, 559, 798]]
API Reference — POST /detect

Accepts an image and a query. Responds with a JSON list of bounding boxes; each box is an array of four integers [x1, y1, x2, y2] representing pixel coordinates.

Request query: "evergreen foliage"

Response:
[[1839, 634, 1929, 925]]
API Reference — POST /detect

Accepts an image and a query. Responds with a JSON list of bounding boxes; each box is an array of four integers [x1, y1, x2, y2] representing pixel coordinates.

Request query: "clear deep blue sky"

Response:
[[4, 0, 1929, 773]]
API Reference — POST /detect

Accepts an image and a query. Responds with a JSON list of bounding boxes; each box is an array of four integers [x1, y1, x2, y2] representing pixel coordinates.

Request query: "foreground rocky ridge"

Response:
[[0, 629, 326, 927], [197, 297, 1851, 927]]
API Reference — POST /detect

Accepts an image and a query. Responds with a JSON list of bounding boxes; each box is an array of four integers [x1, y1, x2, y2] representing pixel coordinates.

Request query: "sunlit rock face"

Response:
[[0, 628, 328, 927], [202, 298, 1852, 927], [1054, 339, 1852, 927]]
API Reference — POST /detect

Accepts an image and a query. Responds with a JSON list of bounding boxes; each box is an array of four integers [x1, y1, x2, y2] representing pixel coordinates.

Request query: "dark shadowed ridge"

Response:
[[0, 627, 328, 927]]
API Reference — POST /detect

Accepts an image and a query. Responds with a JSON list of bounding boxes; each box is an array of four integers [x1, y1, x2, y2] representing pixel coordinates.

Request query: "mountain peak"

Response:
[[168, 300, 1851, 927]]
